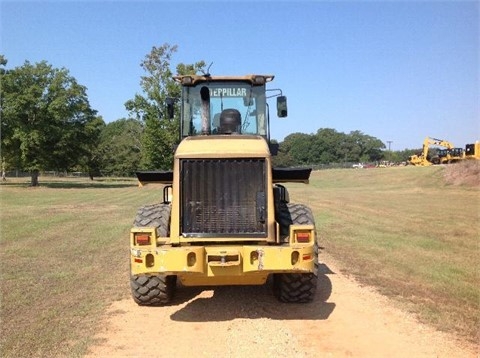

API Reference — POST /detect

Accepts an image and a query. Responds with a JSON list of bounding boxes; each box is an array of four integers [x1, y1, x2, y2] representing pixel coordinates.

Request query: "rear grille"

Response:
[[181, 158, 267, 238]]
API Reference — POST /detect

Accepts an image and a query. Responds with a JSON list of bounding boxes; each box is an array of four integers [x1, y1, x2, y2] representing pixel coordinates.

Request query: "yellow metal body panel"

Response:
[[130, 243, 316, 286], [168, 135, 276, 245], [130, 135, 317, 287], [174, 135, 270, 158], [465, 141, 480, 160]]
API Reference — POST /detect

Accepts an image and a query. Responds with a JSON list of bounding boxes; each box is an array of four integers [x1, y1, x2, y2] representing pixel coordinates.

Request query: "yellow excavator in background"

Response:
[[408, 137, 454, 166]]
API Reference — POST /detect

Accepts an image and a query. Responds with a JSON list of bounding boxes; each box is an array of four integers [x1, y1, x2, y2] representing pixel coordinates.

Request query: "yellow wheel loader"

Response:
[[130, 74, 318, 305]]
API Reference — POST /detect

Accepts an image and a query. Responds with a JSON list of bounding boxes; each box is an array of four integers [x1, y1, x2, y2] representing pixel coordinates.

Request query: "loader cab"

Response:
[[173, 75, 286, 142]]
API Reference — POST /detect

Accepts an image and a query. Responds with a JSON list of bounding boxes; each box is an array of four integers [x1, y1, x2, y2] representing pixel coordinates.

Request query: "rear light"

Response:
[[296, 232, 311, 243], [303, 254, 312, 261], [135, 234, 151, 246]]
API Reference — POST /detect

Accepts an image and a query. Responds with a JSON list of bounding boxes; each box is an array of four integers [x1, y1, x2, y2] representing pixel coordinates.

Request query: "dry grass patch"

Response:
[[0, 177, 160, 357], [287, 166, 479, 343], [1, 166, 478, 356], [444, 160, 480, 187]]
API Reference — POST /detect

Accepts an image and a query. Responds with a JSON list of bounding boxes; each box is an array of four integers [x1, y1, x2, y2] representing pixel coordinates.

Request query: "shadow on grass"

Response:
[[168, 266, 335, 322], [0, 180, 137, 189], [39, 181, 137, 189]]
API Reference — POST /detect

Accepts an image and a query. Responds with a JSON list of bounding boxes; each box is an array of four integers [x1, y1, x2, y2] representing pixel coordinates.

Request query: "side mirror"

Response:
[[277, 96, 287, 118], [166, 97, 175, 119]]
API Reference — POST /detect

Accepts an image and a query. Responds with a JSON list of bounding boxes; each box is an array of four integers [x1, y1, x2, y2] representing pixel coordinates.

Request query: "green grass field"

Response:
[[1, 165, 478, 357]]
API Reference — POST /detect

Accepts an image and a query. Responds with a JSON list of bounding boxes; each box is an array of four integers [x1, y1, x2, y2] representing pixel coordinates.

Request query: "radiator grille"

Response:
[[181, 158, 267, 237]]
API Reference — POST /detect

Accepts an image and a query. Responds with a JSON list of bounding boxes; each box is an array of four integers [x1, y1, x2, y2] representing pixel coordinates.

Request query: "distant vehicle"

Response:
[[377, 161, 393, 168], [352, 163, 364, 169], [465, 142, 480, 160], [408, 137, 454, 166], [410, 137, 479, 165]]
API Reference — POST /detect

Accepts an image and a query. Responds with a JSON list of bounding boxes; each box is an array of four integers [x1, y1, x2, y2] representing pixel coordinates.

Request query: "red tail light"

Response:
[[303, 254, 312, 261], [296, 232, 310, 243], [135, 234, 151, 246]]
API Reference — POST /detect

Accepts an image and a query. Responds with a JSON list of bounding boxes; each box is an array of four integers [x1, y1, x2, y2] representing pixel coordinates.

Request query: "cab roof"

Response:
[[173, 74, 274, 86]]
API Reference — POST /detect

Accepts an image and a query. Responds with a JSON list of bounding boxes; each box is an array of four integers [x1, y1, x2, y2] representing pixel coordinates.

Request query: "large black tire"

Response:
[[274, 203, 318, 303], [131, 275, 177, 306], [276, 203, 315, 243], [131, 203, 176, 305], [133, 203, 171, 237]]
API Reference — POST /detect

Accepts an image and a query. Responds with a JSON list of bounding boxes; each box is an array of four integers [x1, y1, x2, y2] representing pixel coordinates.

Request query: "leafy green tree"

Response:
[[348, 130, 385, 162], [99, 118, 143, 176], [281, 133, 315, 165], [0, 54, 7, 74], [1, 59, 97, 185], [79, 115, 106, 179], [313, 128, 346, 164], [279, 128, 386, 166], [125, 43, 205, 170], [271, 140, 295, 167]]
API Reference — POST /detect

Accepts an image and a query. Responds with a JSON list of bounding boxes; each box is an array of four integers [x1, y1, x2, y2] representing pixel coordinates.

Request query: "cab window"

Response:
[[181, 82, 267, 137]]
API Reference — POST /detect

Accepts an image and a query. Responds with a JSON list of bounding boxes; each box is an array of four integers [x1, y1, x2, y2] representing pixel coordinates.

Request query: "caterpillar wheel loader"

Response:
[[130, 74, 318, 305]]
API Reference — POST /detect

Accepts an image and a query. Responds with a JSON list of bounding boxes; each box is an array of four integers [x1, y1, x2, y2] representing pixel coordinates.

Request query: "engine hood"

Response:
[[175, 135, 270, 159]]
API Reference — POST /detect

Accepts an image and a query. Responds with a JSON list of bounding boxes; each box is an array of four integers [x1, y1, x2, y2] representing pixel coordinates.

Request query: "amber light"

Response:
[[296, 232, 310, 243], [182, 76, 193, 85], [135, 234, 151, 246]]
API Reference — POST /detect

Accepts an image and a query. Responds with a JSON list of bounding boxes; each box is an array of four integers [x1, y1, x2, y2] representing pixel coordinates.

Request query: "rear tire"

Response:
[[130, 275, 177, 306], [134, 203, 171, 237], [274, 203, 318, 303], [131, 203, 176, 305]]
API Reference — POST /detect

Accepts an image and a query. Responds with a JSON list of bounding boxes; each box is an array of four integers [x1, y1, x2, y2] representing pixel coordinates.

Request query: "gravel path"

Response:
[[85, 253, 477, 357]]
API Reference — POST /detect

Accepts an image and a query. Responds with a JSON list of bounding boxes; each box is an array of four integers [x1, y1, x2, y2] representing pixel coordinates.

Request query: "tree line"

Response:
[[273, 129, 417, 167], [0, 45, 204, 185], [0, 47, 417, 186]]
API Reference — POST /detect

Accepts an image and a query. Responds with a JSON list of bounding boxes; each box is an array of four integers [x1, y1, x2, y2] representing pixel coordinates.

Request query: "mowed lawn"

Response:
[[1, 165, 479, 357], [0, 177, 160, 357], [290, 165, 479, 344]]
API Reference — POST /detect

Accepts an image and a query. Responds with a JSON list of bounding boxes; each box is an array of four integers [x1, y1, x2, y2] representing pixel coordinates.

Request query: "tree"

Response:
[[278, 128, 386, 166], [99, 118, 143, 176], [348, 130, 385, 162], [125, 43, 205, 170], [1, 59, 97, 186], [281, 133, 315, 165], [313, 128, 346, 164], [271, 139, 295, 167], [0, 54, 7, 74], [79, 115, 106, 179]]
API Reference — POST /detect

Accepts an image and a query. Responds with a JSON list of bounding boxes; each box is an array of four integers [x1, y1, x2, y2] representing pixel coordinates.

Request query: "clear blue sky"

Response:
[[2, 1, 479, 150]]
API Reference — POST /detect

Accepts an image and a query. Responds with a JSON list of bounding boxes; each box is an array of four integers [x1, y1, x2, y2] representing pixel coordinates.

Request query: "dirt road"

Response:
[[85, 254, 477, 358]]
